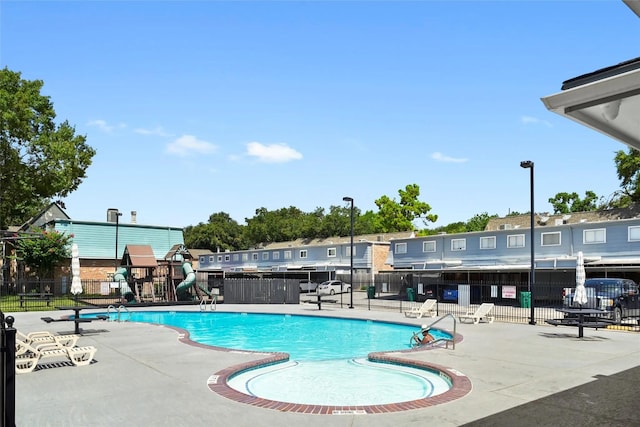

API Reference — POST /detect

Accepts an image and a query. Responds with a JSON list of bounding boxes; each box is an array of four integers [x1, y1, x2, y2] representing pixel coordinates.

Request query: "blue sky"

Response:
[[1, 1, 638, 229]]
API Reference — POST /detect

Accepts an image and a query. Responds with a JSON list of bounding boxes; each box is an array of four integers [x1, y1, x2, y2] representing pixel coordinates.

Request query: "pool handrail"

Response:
[[411, 313, 457, 350], [199, 295, 217, 311]]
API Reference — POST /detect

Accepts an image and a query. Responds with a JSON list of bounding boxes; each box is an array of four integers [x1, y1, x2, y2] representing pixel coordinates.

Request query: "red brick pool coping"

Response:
[[160, 316, 472, 414]]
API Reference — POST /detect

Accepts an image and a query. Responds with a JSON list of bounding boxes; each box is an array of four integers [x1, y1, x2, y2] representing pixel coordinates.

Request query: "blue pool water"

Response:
[[104, 311, 451, 360]]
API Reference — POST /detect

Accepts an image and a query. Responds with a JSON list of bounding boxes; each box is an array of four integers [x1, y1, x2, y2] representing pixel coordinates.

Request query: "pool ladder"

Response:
[[411, 313, 457, 350], [200, 295, 217, 311], [106, 305, 132, 322]]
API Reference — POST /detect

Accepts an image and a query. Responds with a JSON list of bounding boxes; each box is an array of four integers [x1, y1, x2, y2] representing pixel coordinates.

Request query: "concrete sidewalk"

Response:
[[9, 302, 640, 427]]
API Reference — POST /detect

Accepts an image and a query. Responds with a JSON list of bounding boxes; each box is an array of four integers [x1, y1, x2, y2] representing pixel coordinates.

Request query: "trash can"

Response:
[[520, 291, 531, 308], [406, 288, 415, 302], [367, 285, 375, 299]]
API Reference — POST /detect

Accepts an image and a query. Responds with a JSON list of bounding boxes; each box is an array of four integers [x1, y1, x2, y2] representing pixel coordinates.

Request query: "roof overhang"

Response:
[[624, 0, 640, 18], [541, 58, 640, 150]]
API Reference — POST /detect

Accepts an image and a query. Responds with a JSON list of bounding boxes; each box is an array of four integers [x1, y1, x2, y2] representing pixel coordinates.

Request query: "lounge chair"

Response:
[[16, 331, 79, 352], [459, 303, 495, 324], [404, 299, 437, 318], [15, 339, 97, 373]]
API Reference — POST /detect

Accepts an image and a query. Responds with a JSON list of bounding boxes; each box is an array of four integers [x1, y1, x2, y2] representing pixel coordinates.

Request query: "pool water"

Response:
[[110, 311, 451, 360], [102, 311, 456, 407], [228, 358, 452, 406]]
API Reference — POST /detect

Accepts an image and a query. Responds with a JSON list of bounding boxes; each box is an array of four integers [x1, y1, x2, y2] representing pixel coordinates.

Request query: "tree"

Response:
[[15, 229, 72, 279], [0, 68, 96, 229], [612, 148, 640, 207], [465, 212, 498, 232], [375, 184, 437, 232], [183, 212, 247, 251], [548, 191, 599, 214]]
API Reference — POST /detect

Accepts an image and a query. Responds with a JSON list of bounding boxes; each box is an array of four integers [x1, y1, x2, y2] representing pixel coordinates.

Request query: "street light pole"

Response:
[[520, 160, 536, 325], [343, 196, 354, 309]]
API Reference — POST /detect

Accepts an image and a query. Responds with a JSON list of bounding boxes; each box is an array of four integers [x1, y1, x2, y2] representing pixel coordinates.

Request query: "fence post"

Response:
[[1, 311, 16, 426]]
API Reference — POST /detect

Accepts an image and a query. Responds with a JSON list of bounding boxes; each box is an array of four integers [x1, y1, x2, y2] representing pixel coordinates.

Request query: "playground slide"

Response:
[[176, 262, 211, 301], [113, 267, 136, 303]]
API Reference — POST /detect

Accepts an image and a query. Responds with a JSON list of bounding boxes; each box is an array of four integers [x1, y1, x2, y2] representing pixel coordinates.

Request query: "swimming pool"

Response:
[[101, 310, 471, 413]]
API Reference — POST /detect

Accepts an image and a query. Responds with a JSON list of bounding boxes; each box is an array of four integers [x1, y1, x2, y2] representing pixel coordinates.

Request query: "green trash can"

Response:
[[520, 291, 531, 308], [406, 288, 415, 302], [367, 285, 375, 299]]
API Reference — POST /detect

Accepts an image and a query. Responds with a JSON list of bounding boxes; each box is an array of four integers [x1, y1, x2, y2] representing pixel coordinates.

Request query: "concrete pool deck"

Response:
[[9, 300, 640, 427]]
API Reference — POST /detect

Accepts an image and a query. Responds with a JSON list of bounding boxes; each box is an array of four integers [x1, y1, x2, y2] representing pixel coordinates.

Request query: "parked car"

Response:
[[563, 278, 640, 324], [317, 280, 351, 295], [299, 280, 319, 293]]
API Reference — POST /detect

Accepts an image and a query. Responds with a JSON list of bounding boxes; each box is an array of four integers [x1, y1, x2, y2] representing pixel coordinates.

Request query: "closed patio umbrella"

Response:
[[574, 251, 588, 307], [70, 243, 83, 304]]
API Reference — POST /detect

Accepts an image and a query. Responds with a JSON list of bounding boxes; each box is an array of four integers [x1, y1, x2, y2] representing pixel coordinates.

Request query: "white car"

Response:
[[317, 280, 351, 295]]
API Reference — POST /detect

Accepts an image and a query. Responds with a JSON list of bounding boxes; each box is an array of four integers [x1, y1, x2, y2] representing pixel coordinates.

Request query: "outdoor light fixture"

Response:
[[343, 196, 354, 309], [520, 161, 536, 325]]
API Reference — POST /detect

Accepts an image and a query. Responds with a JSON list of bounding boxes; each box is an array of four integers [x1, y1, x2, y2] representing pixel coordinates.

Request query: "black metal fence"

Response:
[[1, 311, 16, 426]]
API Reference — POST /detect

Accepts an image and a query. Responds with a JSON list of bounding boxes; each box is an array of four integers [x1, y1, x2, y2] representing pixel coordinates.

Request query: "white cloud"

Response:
[[166, 135, 217, 157], [431, 152, 468, 163], [246, 142, 303, 163], [521, 115, 552, 127], [134, 126, 172, 137], [87, 119, 125, 133]]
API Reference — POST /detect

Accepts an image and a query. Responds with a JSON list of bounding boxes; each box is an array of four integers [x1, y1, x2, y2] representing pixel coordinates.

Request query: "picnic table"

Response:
[[18, 293, 53, 308], [304, 294, 338, 310], [545, 307, 613, 338], [40, 306, 107, 334]]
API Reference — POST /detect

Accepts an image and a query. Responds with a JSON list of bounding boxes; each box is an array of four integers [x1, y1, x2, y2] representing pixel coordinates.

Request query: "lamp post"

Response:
[[520, 160, 536, 325], [114, 210, 122, 270], [343, 197, 354, 309]]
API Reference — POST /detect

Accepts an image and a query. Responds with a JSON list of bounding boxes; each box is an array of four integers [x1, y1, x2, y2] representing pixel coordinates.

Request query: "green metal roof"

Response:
[[53, 219, 184, 260]]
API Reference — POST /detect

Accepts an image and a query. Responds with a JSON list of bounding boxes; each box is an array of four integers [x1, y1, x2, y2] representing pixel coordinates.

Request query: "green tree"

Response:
[[0, 68, 96, 229], [15, 229, 72, 279], [244, 206, 312, 245], [548, 191, 599, 214], [465, 212, 498, 232], [375, 184, 437, 232], [611, 148, 640, 207], [183, 212, 247, 251]]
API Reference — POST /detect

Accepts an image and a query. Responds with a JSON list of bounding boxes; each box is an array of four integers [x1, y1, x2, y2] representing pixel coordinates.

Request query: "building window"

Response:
[[217, 255, 222, 262], [252, 253, 258, 261], [451, 238, 466, 251], [262, 252, 269, 260], [584, 228, 606, 244], [327, 248, 337, 257], [479, 236, 496, 250], [200, 256, 206, 264], [346, 246, 356, 257], [395, 243, 407, 254], [209, 256, 214, 262], [299, 250, 308, 259], [272, 251, 280, 260], [233, 254, 239, 261], [242, 253, 249, 261], [507, 234, 525, 248], [541, 232, 561, 246], [629, 226, 640, 242], [284, 251, 292, 260], [422, 241, 436, 252], [224, 255, 230, 262]]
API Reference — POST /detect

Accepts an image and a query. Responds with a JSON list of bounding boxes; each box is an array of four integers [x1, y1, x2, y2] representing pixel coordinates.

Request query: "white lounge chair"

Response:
[[404, 299, 437, 318], [459, 303, 495, 324], [15, 339, 97, 373], [16, 331, 79, 353]]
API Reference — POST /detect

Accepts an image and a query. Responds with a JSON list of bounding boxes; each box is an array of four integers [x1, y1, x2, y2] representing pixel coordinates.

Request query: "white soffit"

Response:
[[541, 66, 640, 151]]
